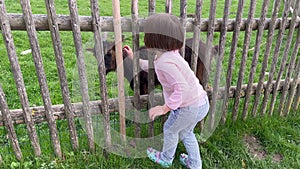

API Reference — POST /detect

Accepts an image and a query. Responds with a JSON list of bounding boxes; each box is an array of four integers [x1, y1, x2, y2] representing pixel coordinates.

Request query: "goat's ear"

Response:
[[103, 40, 115, 54]]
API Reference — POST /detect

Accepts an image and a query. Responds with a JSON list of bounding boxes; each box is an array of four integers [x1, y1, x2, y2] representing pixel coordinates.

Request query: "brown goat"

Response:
[[103, 38, 218, 95]]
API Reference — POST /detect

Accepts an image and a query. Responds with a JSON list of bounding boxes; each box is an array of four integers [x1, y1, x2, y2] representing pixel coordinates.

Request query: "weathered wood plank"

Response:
[[20, 0, 61, 158], [1, 80, 297, 127], [112, 0, 126, 142], [90, 0, 112, 149], [202, 0, 216, 89], [148, 0, 156, 15], [68, 0, 94, 152], [251, 0, 281, 117], [0, 0, 41, 156], [278, 0, 300, 116], [221, 0, 245, 124], [261, 0, 292, 116], [131, 0, 141, 138], [293, 84, 300, 110], [146, 0, 156, 138], [209, 0, 231, 130], [232, 0, 256, 121], [165, 0, 172, 14], [272, 0, 299, 116], [242, 0, 270, 120], [190, 0, 202, 73], [45, 0, 79, 151], [285, 59, 300, 112], [180, 0, 187, 57], [3, 14, 299, 32], [0, 85, 22, 161]]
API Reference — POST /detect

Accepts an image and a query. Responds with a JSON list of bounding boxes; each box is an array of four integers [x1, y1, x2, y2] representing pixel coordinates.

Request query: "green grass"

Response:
[[0, 0, 299, 168], [0, 111, 299, 168]]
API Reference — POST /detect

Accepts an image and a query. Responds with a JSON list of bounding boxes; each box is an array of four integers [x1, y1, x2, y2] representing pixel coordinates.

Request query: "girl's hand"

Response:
[[149, 105, 170, 121], [123, 45, 133, 60]]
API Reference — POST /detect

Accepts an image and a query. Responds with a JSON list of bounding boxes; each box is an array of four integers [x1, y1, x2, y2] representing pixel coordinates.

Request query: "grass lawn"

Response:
[[0, 0, 299, 168], [0, 111, 299, 168]]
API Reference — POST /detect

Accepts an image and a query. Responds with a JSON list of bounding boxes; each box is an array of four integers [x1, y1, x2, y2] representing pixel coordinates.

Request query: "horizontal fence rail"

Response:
[[2, 14, 300, 32], [0, 79, 298, 127]]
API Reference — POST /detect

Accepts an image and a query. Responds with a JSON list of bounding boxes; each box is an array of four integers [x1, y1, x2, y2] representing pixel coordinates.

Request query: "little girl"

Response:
[[124, 13, 209, 169]]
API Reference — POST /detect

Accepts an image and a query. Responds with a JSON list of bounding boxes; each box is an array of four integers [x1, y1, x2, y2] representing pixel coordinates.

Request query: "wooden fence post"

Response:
[[180, 0, 187, 57], [0, 85, 22, 161], [20, 0, 62, 158], [90, 0, 112, 148], [242, 0, 271, 120], [278, 0, 300, 116], [131, 0, 141, 138], [0, 0, 41, 156], [285, 59, 300, 112], [232, 0, 256, 121], [112, 0, 126, 142], [191, 0, 202, 74], [45, 0, 79, 151], [274, 0, 300, 116], [165, 0, 172, 13], [208, 0, 231, 131], [68, 0, 95, 152], [148, 0, 156, 16], [261, 0, 292, 116], [221, 0, 245, 124], [251, 0, 281, 117]]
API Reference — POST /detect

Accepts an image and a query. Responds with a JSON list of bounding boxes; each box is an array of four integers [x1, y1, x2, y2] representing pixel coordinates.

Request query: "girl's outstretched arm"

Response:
[[123, 45, 149, 71]]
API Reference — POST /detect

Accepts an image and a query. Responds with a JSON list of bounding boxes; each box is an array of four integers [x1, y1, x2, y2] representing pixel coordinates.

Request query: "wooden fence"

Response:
[[0, 0, 299, 161]]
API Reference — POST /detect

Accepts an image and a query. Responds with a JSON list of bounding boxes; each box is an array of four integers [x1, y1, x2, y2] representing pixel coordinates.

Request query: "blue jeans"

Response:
[[161, 96, 209, 169]]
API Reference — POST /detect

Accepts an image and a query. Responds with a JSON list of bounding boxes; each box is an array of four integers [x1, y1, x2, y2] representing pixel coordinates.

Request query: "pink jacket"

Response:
[[140, 50, 207, 110]]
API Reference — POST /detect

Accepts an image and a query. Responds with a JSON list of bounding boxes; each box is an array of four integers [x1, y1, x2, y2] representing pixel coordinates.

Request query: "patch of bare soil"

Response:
[[243, 134, 283, 163], [272, 153, 283, 163], [243, 134, 267, 160]]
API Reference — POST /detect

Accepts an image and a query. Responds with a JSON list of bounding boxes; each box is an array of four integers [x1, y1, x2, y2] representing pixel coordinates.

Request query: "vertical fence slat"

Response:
[[221, 0, 245, 124], [68, 0, 95, 152], [147, 0, 156, 137], [242, 0, 270, 120], [206, 0, 217, 129], [20, 0, 62, 158], [148, 0, 156, 15], [0, 0, 41, 156], [192, 0, 204, 130], [165, 0, 172, 14], [272, 0, 299, 116], [203, 0, 217, 90], [284, 60, 300, 114], [147, 55, 155, 137], [261, 0, 292, 116], [112, 0, 126, 142], [279, 0, 300, 115], [191, 0, 202, 73], [45, 0, 79, 151], [294, 84, 300, 112], [232, 0, 256, 121], [0, 85, 22, 161], [251, 0, 281, 117], [209, 0, 231, 129], [180, 0, 187, 57], [285, 56, 300, 113], [131, 0, 141, 138], [90, 0, 112, 148], [293, 84, 300, 110]]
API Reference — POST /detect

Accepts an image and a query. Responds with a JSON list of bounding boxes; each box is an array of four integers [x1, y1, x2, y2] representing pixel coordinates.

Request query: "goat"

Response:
[[103, 38, 218, 95]]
